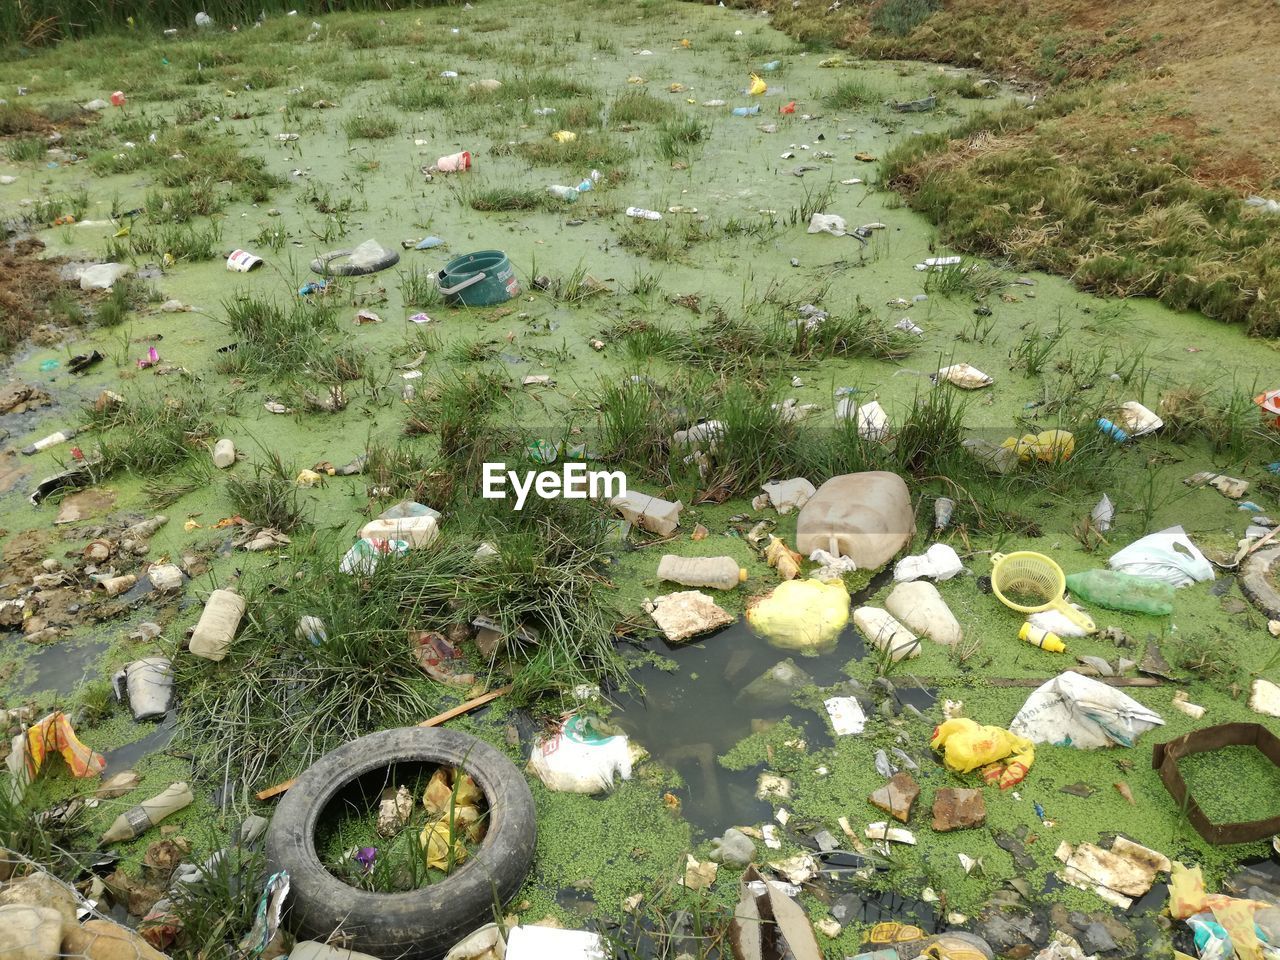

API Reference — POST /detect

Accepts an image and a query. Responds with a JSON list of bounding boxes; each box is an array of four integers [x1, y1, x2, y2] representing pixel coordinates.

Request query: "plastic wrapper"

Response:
[[930, 717, 1035, 788], [748, 579, 850, 652], [527, 714, 634, 793], [1010, 671, 1163, 749], [1108, 526, 1214, 587]]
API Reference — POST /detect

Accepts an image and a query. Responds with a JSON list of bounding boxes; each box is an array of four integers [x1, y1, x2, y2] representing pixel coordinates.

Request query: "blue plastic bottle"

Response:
[[1097, 418, 1128, 442], [731, 105, 760, 117]]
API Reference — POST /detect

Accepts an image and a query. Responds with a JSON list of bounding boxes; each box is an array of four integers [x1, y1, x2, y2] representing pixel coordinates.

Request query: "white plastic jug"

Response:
[[611, 492, 682, 536], [359, 515, 439, 548], [189, 589, 246, 661]]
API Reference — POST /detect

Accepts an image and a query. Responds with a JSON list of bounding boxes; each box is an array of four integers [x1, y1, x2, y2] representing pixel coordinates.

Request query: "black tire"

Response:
[[309, 247, 400, 276], [265, 727, 536, 960]]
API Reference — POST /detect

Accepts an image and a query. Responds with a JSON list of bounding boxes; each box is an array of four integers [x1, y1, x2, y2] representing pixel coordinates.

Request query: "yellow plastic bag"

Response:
[[746, 578, 849, 652], [748, 74, 767, 96], [420, 819, 468, 871], [930, 717, 1035, 788], [551, 130, 577, 143], [24, 711, 106, 779], [1001, 429, 1074, 464], [1168, 862, 1207, 921]]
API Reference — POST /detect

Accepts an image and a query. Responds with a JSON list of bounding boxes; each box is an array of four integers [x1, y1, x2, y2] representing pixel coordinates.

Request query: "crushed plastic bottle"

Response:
[[656, 555, 747, 590], [625, 207, 662, 220], [732, 105, 761, 117], [547, 184, 579, 202], [1065, 569, 1174, 616]]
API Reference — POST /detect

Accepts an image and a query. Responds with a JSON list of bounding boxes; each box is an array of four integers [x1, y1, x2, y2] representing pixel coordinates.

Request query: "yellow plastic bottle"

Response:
[[1019, 622, 1065, 653]]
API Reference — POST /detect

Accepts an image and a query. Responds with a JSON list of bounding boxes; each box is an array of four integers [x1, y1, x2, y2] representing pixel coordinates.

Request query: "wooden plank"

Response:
[[417, 685, 513, 727], [254, 685, 513, 801], [914, 676, 1163, 689]]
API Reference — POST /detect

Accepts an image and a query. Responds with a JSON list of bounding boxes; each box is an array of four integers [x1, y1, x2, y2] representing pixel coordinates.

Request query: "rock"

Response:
[[0, 875, 77, 926], [885, 581, 962, 645], [868, 772, 919, 823], [853, 606, 920, 661], [141, 839, 188, 885], [932, 788, 987, 831], [738, 659, 812, 706], [212, 439, 236, 469], [708, 828, 755, 868], [76, 263, 130, 291], [62, 919, 169, 960], [794, 471, 913, 570], [0, 905, 63, 960], [976, 909, 1043, 955], [1081, 922, 1117, 954], [94, 771, 141, 799], [1251, 678, 1280, 718], [646, 591, 733, 643]]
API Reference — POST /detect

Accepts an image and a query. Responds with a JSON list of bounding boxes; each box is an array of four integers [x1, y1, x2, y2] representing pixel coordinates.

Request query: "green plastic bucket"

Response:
[[437, 249, 521, 307]]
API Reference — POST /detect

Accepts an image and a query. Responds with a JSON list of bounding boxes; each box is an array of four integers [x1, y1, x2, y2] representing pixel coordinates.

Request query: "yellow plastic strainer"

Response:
[[990, 551, 1096, 632]]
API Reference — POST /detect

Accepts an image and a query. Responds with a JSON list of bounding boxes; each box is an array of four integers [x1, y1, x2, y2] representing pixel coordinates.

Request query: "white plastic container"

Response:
[[113, 657, 173, 721], [611, 492, 682, 536], [359, 515, 439, 548], [212, 438, 236, 469], [657, 555, 746, 590], [147, 563, 185, 592], [189, 589, 246, 662]]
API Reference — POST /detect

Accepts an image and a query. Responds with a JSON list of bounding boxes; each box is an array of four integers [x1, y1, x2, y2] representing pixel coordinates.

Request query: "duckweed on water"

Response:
[[1178, 746, 1280, 826]]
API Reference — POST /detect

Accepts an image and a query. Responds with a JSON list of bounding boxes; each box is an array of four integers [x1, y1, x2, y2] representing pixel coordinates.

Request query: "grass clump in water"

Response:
[[226, 450, 308, 532], [216, 295, 361, 382], [824, 77, 883, 109], [609, 88, 676, 125], [343, 110, 399, 139], [88, 391, 219, 477]]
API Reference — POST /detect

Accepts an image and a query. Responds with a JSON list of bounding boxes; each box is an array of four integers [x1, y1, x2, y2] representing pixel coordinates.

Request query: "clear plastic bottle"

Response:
[[732, 105, 760, 117], [1065, 569, 1174, 616], [547, 184, 579, 202], [625, 207, 662, 220], [657, 555, 747, 590]]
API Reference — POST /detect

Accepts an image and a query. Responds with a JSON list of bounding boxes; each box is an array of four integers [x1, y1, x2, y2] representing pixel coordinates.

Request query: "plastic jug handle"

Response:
[[438, 271, 487, 296], [1052, 597, 1096, 633], [990, 552, 1005, 564]]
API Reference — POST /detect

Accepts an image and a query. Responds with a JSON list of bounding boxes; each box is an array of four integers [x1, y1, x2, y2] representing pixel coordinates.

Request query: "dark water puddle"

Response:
[[13, 636, 111, 697], [100, 713, 178, 772], [612, 570, 902, 836]]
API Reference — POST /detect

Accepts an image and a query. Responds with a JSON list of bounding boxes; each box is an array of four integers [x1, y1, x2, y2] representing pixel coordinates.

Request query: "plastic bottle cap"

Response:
[[738, 568, 749, 582]]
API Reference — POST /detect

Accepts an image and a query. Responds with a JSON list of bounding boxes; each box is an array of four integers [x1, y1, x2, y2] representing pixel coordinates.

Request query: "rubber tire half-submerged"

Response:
[[265, 727, 537, 960]]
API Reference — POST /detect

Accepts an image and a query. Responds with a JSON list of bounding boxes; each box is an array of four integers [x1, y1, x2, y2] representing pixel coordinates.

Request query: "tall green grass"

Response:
[[3, 0, 440, 46]]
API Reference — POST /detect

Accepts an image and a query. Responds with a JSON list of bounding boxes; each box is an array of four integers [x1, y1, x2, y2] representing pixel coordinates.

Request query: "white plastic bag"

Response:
[[1108, 526, 1214, 587], [506, 927, 605, 960], [807, 213, 847, 236], [527, 714, 633, 793], [1028, 604, 1092, 638], [1009, 671, 1163, 749], [894, 543, 963, 582]]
